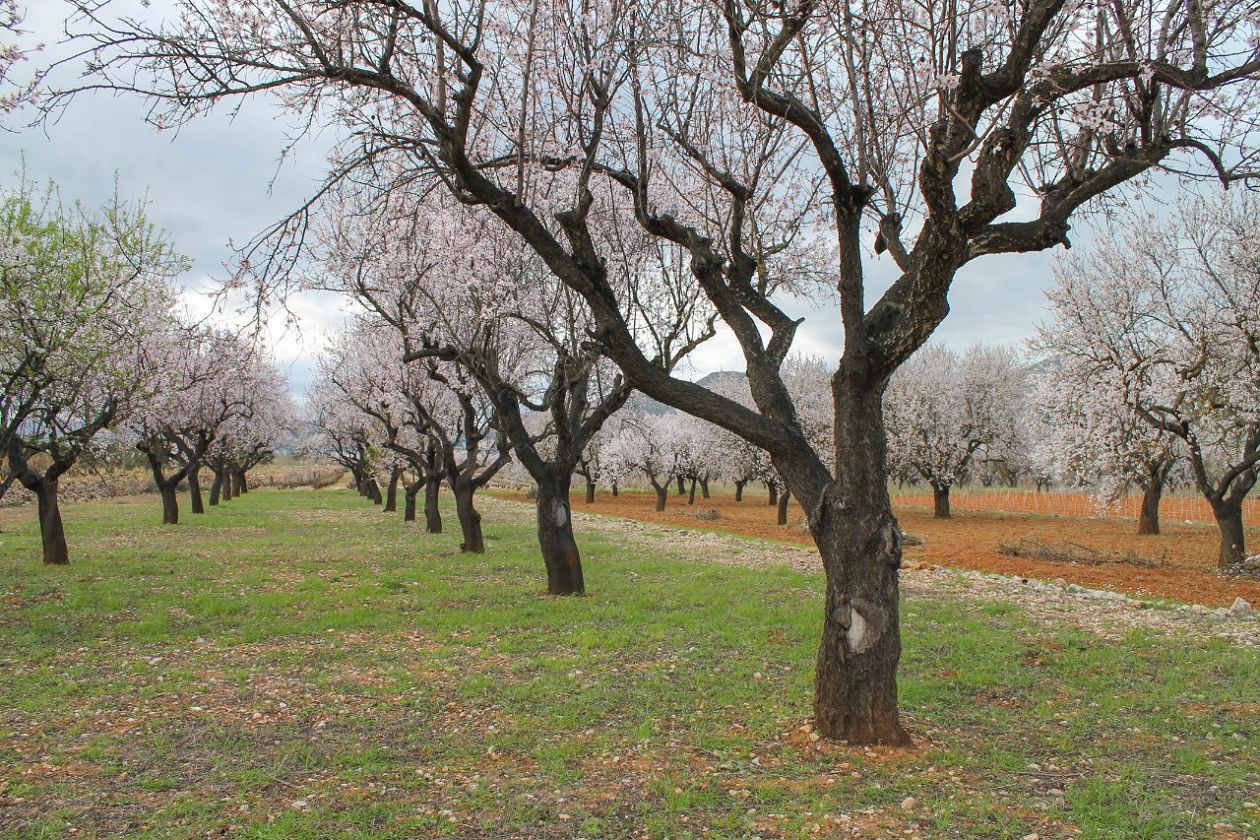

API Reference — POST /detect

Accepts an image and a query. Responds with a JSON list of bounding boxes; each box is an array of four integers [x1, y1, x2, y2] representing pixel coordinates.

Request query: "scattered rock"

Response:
[[1229, 596, 1254, 618], [900, 796, 916, 810]]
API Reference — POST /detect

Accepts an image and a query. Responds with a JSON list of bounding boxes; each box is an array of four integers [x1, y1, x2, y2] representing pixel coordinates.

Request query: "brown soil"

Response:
[[496, 488, 1260, 608]]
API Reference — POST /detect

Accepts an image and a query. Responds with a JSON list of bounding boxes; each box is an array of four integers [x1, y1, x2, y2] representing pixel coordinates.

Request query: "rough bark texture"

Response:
[[234, 471, 248, 494], [777, 490, 791, 526], [700, 477, 710, 499], [453, 482, 484, 553], [688, 477, 698, 505], [209, 471, 224, 506], [1211, 501, 1246, 569], [188, 468, 205, 515], [767, 483, 778, 506], [810, 378, 911, 746], [1137, 484, 1162, 535], [676, 475, 686, 495], [403, 484, 418, 522], [424, 477, 443, 534], [366, 479, 383, 505], [932, 485, 951, 520], [35, 478, 69, 565], [584, 480, 596, 504], [734, 480, 746, 502], [536, 472, 584, 595], [384, 467, 401, 513], [653, 482, 668, 512], [159, 484, 180, 525]]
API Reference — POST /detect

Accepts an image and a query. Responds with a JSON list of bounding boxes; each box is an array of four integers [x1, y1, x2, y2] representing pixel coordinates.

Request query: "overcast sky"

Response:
[[2, 1, 1068, 395]]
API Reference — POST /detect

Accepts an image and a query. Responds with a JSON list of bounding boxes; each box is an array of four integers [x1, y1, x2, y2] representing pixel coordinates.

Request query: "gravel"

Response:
[[482, 496, 1260, 649]]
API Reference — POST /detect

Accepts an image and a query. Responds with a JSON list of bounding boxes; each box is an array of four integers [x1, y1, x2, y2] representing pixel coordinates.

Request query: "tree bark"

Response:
[[767, 482, 778, 506], [424, 476, 443, 534], [735, 479, 746, 502], [35, 477, 69, 565], [652, 480, 668, 512], [384, 467, 401, 513], [584, 479, 596, 504], [777, 489, 791, 526], [188, 466, 205, 515], [809, 377, 911, 746], [676, 474, 686, 495], [159, 483, 180, 525], [235, 471, 249, 494], [1137, 484, 1163, 535], [535, 472, 584, 595], [209, 470, 224, 506], [404, 483, 418, 522], [611, 480, 619, 498], [932, 485, 951, 520], [452, 482, 484, 553], [700, 477, 710, 499], [366, 478, 383, 505], [687, 476, 697, 505], [1211, 500, 1247, 569]]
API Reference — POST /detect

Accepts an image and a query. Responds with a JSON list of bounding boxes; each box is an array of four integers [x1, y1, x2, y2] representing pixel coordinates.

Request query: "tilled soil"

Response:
[[491, 489, 1260, 608]]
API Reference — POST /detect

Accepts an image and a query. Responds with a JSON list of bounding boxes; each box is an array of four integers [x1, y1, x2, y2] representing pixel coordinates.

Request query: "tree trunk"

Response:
[[700, 477, 710, 499], [35, 477, 69, 565], [809, 377, 910, 746], [777, 489, 791, 526], [424, 476, 443, 534], [453, 482, 484, 553], [584, 479, 596, 504], [209, 470, 224, 506], [235, 471, 249, 494], [536, 473, 584, 595], [1211, 500, 1246, 570], [767, 482, 778, 506], [160, 483, 179, 525], [1137, 484, 1162, 536], [611, 480, 619, 498], [384, 467, 401, 513], [366, 479, 383, 505], [188, 467, 205, 514], [735, 480, 746, 502], [932, 485, 951, 519], [676, 475, 686, 495], [653, 482, 667, 512], [687, 477, 697, 505], [404, 484, 418, 522]]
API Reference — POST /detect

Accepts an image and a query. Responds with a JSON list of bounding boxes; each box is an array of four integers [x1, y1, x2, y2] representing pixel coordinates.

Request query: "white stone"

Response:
[[1230, 597, 1254, 618]]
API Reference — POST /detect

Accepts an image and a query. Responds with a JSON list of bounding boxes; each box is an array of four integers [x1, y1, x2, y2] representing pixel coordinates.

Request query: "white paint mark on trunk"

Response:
[[553, 501, 569, 527], [846, 608, 868, 652]]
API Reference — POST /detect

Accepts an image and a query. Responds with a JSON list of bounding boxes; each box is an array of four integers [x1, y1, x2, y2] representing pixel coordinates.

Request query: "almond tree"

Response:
[[1, 184, 183, 562], [885, 345, 1025, 519], [131, 328, 264, 525], [1039, 191, 1260, 566], [55, 0, 1260, 745], [1027, 361, 1182, 534]]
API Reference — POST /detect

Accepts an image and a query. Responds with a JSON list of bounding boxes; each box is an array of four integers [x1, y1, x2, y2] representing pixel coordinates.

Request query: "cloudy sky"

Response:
[[2, 1, 1067, 395]]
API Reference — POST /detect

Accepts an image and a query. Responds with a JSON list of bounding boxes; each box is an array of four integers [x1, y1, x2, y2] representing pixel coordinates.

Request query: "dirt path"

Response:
[[481, 494, 1260, 648]]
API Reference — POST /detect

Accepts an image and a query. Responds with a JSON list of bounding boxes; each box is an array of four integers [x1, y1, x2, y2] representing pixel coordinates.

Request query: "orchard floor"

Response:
[[1, 489, 1258, 839], [515, 489, 1260, 609]]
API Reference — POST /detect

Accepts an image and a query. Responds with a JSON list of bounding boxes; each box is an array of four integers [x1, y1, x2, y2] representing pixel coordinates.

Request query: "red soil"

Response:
[[498, 488, 1260, 608]]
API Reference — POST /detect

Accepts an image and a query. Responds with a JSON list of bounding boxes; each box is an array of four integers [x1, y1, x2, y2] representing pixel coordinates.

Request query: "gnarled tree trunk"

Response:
[[1210, 499, 1246, 570], [700, 477, 710, 499], [34, 477, 69, 565], [452, 481, 484, 553], [687, 477, 697, 505], [932, 485, 951, 519], [584, 479, 596, 504], [403, 483, 419, 522], [209, 470, 225, 506], [159, 483, 180, 525], [676, 474, 686, 496], [777, 489, 791, 526], [366, 478, 383, 505], [767, 482, 778, 506], [809, 377, 910, 746], [734, 479, 746, 502], [188, 467, 205, 514], [1137, 483, 1163, 535], [651, 479, 668, 512], [535, 472, 584, 595], [234, 471, 248, 495], [384, 466, 401, 513], [424, 476, 443, 533]]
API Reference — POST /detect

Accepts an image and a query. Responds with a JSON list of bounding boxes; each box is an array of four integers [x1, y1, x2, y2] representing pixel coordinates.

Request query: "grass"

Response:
[[0, 489, 1256, 838]]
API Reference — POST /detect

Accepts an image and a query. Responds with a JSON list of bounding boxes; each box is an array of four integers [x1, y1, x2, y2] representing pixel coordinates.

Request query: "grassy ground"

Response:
[[0, 489, 1257, 839]]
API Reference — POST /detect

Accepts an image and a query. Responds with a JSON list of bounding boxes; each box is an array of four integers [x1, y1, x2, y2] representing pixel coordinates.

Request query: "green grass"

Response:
[[0, 489, 1256, 839]]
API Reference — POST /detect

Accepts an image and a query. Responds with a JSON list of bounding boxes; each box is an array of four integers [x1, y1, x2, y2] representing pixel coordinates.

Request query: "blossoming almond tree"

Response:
[[54, 0, 1260, 744], [1039, 191, 1260, 567], [884, 345, 1025, 519], [0, 184, 184, 562]]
